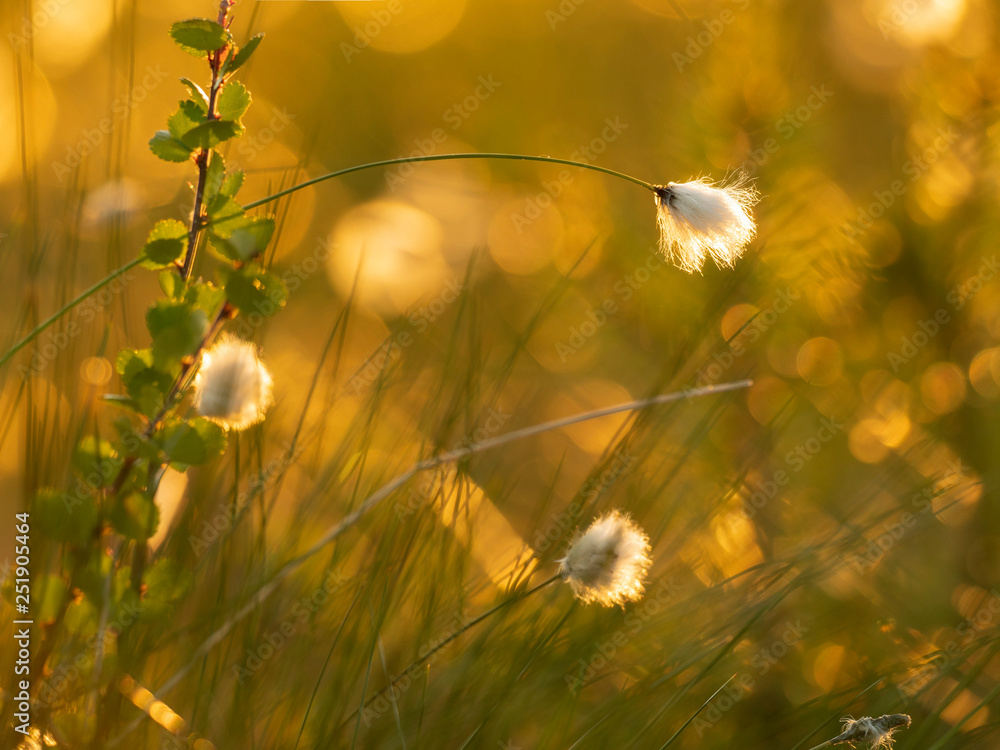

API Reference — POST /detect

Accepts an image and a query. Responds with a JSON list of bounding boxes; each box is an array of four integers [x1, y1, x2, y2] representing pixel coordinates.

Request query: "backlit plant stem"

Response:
[[243, 152, 658, 211], [180, 52, 225, 282]]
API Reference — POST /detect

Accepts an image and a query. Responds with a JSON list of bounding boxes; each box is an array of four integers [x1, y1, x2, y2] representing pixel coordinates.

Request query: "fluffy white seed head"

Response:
[[193, 336, 273, 431], [558, 510, 652, 607], [653, 174, 760, 273], [833, 715, 911, 749]]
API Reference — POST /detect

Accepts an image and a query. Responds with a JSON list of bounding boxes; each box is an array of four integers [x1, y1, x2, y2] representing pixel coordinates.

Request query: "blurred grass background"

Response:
[[2, 0, 1000, 747]]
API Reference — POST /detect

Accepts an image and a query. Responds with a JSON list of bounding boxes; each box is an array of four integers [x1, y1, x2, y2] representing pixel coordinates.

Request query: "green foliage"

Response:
[[146, 300, 208, 368], [220, 264, 288, 316], [33, 488, 98, 545], [227, 32, 264, 74], [167, 99, 206, 138], [139, 219, 189, 269], [169, 18, 230, 55], [148, 130, 193, 162], [158, 269, 184, 299], [179, 76, 209, 109], [210, 215, 276, 262], [140, 559, 194, 621], [72, 436, 122, 486], [116, 348, 177, 418], [220, 168, 245, 199], [217, 80, 252, 122], [204, 193, 245, 233], [181, 119, 243, 150], [155, 416, 228, 467], [15, 12, 293, 745], [203, 151, 228, 206], [110, 491, 160, 540], [184, 280, 227, 317]]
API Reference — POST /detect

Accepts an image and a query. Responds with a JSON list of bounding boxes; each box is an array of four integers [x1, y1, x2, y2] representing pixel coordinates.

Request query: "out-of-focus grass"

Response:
[[2, 0, 1000, 748]]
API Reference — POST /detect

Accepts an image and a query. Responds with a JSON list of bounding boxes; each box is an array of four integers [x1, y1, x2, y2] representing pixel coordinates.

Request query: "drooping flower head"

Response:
[[193, 335, 273, 431], [558, 510, 652, 607], [653, 174, 760, 273], [825, 715, 911, 749]]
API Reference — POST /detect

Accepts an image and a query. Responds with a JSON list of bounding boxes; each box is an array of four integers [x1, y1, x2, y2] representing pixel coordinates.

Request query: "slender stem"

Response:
[[105, 304, 229, 502], [180, 50, 224, 282], [242, 153, 657, 211], [657, 674, 737, 750], [0, 257, 142, 372]]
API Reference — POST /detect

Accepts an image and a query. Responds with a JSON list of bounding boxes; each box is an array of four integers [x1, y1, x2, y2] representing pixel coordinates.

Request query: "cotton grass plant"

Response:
[[5, 1, 978, 749]]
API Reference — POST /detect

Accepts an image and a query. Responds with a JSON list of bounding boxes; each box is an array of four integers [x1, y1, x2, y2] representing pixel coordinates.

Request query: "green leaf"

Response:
[[124, 368, 175, 418], [72, 436, 122, 487], [149, 130, 193, 163], [158, 270, 183, 299], [116, 349, 169, 417], [111, 491, 159, 540], [169, 19, 230, 55], [116, 347, 152, 378], [221, 264, 288, 317], [102, 393, 140, 411], [184, 280, 226, 317], [179, 77, 209, 111], [141, 559, 194, 621], [210, 216, 276, 261], [155, 417, 228, 466], [205, 194, 246, 236], [167, 99, 205, 140], [146, 301, 208, 369], [181, 120, 242, 150], [220, 169, 245, 199], [203, 151, 227, 206], [139, 219, 189, 269], [229, 33, 264, 74], [33, 488, 98, 545], [112, 416, 162, 462], [217, 81, 251, 122]]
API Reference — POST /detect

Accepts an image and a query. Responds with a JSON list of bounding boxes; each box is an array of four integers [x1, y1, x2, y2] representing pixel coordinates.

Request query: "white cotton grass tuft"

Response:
[[808, 714, 911, 750], [558, 510, 652, 607], [834, 715, 910, 749], [193, 335, 274, 431], [652, 173, 760, 273]]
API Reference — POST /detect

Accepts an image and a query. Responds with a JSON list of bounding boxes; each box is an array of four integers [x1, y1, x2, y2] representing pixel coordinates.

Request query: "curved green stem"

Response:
[[242, 153, 657, 210], [0, 256, 143, 372]]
